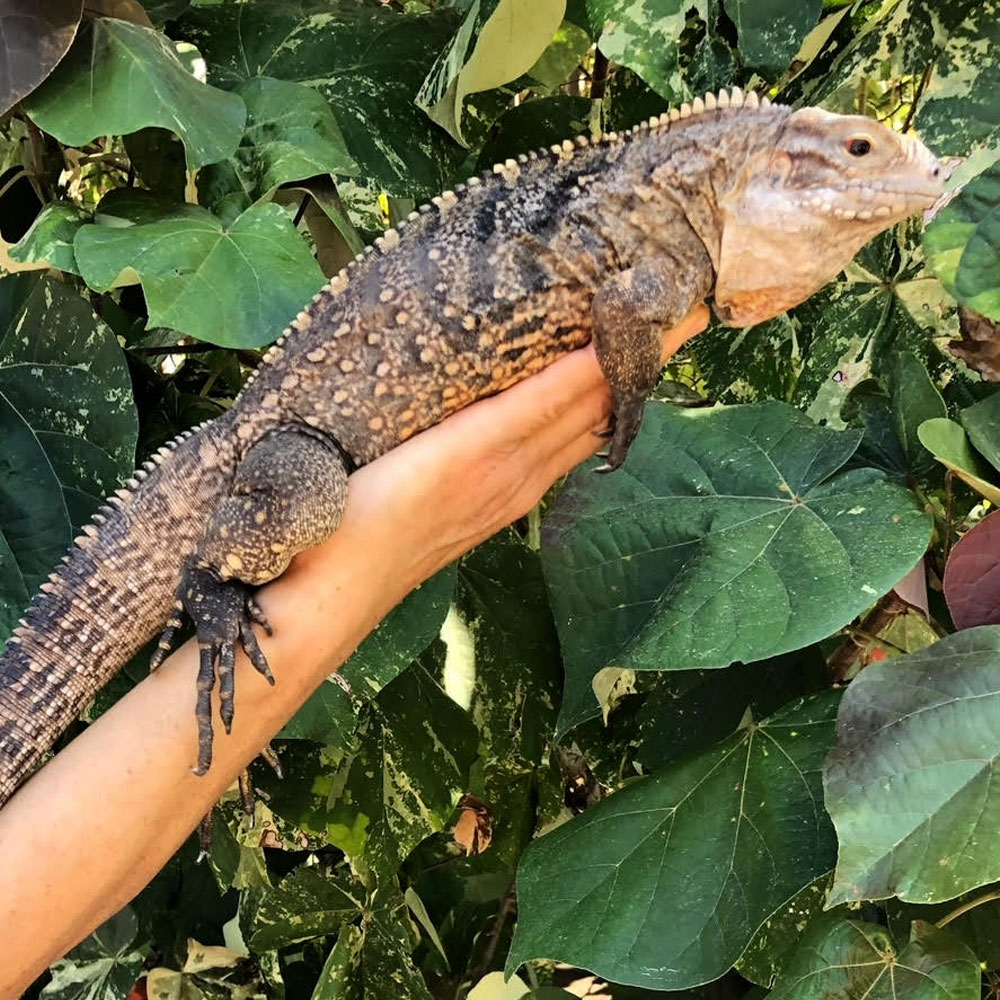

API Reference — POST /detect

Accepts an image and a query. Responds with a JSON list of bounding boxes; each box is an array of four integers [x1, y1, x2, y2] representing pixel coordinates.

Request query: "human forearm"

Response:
[[0, 306, 709, 995]]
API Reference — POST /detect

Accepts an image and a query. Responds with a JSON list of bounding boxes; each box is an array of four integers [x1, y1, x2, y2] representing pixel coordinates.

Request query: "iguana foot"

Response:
[[593, 395, 644, 473], [153, 558, 275, 775]]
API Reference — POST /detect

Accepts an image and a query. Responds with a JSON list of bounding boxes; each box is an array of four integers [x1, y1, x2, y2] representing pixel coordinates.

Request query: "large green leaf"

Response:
[[245, 866, 361, 952], [173, 1, 468, 198], [455, 531, 561, 767], [508, 692, 840, 990], [0, 0, 82, 117], [211, 77, 359, 207], [0, 275, 138, 640], [543, 401, 931, 733], [924, 163, 1000, 323], [41, 907, 145, 1000], [0, 275, 137, 524], [416, 0, 565, 145], [826, 626, 1000, 905], [8, 202, 87, 275], [583, 0, 706, 101], [768, 919, 980, 1000], [914, 0, 1000, 159], [321, 661, 478, 878], [24, 17, 245, 169], [281, 564, 457, 745], [73, 191, 324, 348], [722, 0, 821, 72], [312, 894, 434, 1000], [0, 393, 68, 644]]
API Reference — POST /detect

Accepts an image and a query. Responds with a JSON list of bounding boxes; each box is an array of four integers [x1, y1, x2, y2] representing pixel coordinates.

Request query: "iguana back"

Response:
[[0, 90, 946, 804]]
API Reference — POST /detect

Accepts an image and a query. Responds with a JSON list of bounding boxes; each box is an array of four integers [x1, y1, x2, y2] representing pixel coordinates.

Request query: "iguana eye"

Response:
[[847, 136, 872, 157]]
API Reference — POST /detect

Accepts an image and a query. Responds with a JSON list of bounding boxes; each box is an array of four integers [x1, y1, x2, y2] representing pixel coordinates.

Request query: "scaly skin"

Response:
[[0, 89, 946, 803]]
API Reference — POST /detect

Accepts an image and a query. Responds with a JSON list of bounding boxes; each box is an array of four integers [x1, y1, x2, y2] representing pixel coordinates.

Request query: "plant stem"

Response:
[[468, 880, 517, 986], [937, 888, 1000, 928], [901, 64, 933, 132]]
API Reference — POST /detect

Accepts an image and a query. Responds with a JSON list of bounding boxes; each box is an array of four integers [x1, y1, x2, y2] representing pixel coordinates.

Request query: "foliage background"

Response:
[[2, 0, 1000, 998]]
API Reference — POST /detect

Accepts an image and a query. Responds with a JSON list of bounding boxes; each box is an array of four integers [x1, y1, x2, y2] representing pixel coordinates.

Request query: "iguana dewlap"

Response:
[[0, 89, 946, 803]]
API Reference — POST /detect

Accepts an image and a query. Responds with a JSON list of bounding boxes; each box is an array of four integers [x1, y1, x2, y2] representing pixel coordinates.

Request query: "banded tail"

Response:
[[0, 417, 238, 806]]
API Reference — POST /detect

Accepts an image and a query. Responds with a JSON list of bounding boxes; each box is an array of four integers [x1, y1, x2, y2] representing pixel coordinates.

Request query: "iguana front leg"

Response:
[[153, 426, 350, 774], [591, 256, 712, 471]]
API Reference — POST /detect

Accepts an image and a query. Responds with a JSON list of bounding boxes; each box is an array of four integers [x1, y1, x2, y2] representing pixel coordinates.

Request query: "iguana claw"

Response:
[[153, 558, 274, 776]]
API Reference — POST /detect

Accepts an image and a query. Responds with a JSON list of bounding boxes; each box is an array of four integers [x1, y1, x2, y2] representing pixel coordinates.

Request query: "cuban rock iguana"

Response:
[[0, 89, 946, 805]]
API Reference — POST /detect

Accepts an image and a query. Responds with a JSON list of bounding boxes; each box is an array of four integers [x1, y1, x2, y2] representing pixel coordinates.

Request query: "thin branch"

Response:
[[901, 64, 933, 133], [468, 880, 517, 986], [937, 887, 1000, 928], [590, 49, 610, 102], [0, 168, 27, 203], [828, 590, 911, 683]]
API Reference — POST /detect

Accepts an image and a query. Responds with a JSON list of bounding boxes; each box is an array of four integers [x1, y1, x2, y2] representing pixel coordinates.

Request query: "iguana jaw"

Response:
[[712, 107, 946, 327]]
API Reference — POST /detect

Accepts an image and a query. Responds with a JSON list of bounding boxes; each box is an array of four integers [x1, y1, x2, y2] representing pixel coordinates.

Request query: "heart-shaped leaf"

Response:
[[74, 191, 324, 348], [543, 401, 931, 733], [768, 919, 980, 1000], [508, 691, 840, 990], [24, 17, 245, 169]]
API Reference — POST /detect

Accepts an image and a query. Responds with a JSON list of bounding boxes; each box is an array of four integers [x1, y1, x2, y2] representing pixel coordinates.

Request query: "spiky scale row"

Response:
[[7, 86, 776, 669]]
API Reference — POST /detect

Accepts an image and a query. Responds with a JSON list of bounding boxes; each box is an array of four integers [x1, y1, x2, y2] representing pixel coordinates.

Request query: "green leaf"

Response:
[[0, 273, 137, 639], [736, 873, 836, 988], [0, 392, 69, 644], [245, 866, 361, 952], [722, 0, 822, 71], [24, 17, 245, 169], [322, 662, 478, 878], [174, 2, 469, 199], [226, 77, 358, 202], [8, 202, 88, 274], [508, 692, 840, 990], [886, 350, 946, 473], [825, 626, 1000, 905], [312, 895, 434, 1000], [476, 96, 593, 168], [584, 0, 706, 101], [887, 886, 1000, 971], [42, 907, 145, 1000], [455, 531, 561, 767], [925, 163, 1000, 322], [917, 417, 1000, 505], [768, 919, 980, 1000], [73, 191, 325, 348], [543, 401, 931, 733], [416, 0, 566, 144], [960, 389, 1000, 474], [281, 564, 456, 745], [915, 0, 1000, 158]]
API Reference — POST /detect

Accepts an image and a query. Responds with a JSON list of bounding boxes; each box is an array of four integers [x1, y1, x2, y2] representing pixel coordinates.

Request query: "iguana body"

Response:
[[0, 90, 945, 804]]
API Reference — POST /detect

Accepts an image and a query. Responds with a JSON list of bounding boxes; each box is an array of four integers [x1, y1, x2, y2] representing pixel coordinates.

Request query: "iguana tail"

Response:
[[0, 416, 239, 807]]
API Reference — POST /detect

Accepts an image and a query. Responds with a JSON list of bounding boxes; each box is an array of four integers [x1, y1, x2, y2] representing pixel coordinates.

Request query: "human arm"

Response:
[[0, 305, 709, 997]]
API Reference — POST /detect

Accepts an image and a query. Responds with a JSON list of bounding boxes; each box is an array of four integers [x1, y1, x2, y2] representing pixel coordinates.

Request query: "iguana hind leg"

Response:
[[155, 426, 350, 774], [591, 255, 711, 471]]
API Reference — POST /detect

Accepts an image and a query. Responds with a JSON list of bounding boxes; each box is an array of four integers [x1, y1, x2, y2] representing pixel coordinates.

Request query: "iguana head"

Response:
[[714, 106, 947, 327]]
